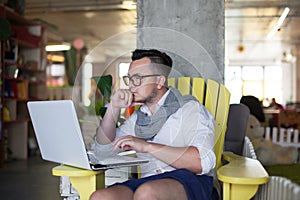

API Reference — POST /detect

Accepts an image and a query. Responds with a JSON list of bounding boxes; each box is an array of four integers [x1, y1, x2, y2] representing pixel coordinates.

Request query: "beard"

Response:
[[134, 87, 158, 104]]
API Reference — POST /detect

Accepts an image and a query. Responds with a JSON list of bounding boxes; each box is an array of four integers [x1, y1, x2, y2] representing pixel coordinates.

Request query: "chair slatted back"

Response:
[[168, 77, 230, 170]]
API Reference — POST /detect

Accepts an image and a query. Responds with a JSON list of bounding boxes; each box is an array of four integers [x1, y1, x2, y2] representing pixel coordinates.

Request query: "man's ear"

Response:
[[157, 75, 166, 89]]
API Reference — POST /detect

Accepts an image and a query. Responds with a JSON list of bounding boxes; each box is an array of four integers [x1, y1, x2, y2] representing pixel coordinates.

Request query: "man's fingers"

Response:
[[120, 90, 132, 106], [130, 102, 144, 107], [128, 94, 134, 106], [119, 92, 125, 100]]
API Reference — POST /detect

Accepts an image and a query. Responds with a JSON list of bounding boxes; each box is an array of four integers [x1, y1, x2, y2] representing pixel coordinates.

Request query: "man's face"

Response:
[[127, 57, 159, 103]]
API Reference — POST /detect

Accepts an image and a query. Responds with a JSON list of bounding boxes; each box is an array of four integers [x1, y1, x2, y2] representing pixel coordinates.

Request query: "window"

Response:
[[83, 62, 93, 106], [225, 65, 283, 105], [224, 66, 242, 103], [242, 66, 264, 99], [118, 62, 130, 89], [264, 66, 282, 103]]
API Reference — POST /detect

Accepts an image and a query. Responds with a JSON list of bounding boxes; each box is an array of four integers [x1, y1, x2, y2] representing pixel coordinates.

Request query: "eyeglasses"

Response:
[[123, 74, 161, 86]]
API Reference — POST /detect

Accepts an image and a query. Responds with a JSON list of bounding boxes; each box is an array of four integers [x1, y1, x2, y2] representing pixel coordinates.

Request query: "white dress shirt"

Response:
[[95, 90, 216, 177]]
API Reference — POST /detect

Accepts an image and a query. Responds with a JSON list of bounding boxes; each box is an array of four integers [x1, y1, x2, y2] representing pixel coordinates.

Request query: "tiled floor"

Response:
[[0, 155, 61, 200]]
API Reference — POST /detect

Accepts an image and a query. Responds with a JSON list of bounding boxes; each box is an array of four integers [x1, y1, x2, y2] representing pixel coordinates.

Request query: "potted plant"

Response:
[[92, 74, 112, 118]]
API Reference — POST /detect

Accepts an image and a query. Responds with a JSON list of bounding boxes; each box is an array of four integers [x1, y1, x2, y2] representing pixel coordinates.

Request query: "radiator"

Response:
[[244, 136, 300, 200], [254, 176, 300, 200], [243, 136, 257, 159]]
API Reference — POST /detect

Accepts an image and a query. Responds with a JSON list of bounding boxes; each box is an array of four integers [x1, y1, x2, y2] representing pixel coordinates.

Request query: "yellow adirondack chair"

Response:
[[52, 77, 268, 200], [169, 77, 268, 200], [168, 77, 228, 171]]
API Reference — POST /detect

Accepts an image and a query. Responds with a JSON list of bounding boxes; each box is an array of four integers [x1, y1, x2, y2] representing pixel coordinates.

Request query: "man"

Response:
[[90, 49, 215, 200]]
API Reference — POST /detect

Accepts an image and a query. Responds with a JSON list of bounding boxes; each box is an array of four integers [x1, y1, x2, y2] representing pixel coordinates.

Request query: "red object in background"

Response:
[[11, 25, 41, 47], [73, 38, 84, 50], [125, 106, 135, 118]]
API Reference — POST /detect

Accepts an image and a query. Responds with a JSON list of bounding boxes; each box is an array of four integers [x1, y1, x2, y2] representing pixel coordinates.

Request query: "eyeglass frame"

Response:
[[122, 74, 161, 86]]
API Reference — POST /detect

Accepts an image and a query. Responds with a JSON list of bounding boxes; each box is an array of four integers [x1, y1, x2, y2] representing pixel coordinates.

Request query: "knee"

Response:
[[89, 190, 101, 200], [89, 191, 98, 200], [89, 189, 110, 200], [134, 183, 159, 200]]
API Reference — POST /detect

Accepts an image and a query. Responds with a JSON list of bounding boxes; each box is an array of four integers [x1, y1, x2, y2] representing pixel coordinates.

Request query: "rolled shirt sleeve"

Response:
[[171, 101, 216, 175], [191, 103, 216, 174]]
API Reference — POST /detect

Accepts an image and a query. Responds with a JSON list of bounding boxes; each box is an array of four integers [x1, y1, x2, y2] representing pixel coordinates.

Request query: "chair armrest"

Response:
[[52, 165, 104, 177], [52, 165, 105, 200], [217, 152, 269, 200], [218, 151, 268, 184]]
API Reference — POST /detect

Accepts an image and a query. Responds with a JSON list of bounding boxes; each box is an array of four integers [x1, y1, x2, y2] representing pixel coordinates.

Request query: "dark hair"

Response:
[[131, 49, 173, 77]]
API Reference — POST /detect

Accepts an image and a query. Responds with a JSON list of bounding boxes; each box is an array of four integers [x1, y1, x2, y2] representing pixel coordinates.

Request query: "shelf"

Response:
[[3, 97, 45, 102], [10, 37, 41, 49], [0, 5, 47, 164], [4, 98, 28, 102], [3, 60, 21, 66], [1, 5, 38, 26], [4, 119, 30, 123], [20, 67, 46, 73], [4, 61, 45, 71], [28, 80, 46, 84], [4, 122, 28, 159], [3, 76, 27, 82]]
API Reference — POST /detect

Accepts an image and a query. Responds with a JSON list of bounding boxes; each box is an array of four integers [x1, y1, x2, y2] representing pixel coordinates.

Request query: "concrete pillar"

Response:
[[137, 0, 224, 83]]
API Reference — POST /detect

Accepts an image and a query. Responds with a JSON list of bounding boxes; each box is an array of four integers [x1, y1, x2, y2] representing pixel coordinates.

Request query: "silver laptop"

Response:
[[27, 100, 148, 170]]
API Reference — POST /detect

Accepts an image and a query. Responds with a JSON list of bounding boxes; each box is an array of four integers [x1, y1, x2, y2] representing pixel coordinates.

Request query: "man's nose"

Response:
[[129, 82, 137, 93], [129, 85, 136, 93], [128, 79, 134, 87]]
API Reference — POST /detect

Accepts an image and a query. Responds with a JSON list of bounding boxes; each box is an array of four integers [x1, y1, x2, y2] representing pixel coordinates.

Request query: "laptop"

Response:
[[27, 100, 148, 170]]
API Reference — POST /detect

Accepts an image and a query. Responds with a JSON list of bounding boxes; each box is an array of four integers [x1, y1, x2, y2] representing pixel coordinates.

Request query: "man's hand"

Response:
[[110, 89, 144, 108], [113, 135, 202, 173], [113, 135, 149, 152], [96, 89, 133, 145], [110, 89, 133, 108]]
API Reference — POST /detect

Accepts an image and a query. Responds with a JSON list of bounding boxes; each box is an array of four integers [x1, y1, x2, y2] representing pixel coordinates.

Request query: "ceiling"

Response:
[[225, 0, 300, 65], [23, 0, 300, 65]]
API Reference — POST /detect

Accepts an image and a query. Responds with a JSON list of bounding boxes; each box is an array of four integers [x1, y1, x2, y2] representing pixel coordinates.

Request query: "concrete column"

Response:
[[137, 0, 224, 83]]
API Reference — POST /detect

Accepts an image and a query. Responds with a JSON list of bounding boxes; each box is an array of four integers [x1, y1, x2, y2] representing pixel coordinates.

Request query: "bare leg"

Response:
[[90, 185, 134, 200], [134, 178, 188, 200]]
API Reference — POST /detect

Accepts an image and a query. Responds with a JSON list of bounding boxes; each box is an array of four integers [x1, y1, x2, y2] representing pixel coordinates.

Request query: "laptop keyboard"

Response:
[[89, 153, 140, 165]]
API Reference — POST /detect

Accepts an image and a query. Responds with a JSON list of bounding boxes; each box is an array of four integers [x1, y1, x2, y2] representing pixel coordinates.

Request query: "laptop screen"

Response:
[[28, 100, 92, 170]]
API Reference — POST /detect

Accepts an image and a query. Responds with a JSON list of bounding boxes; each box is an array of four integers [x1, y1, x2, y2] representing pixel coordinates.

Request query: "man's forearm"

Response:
[[146, 143, 202, 174], [96, 104, 120, 144]]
